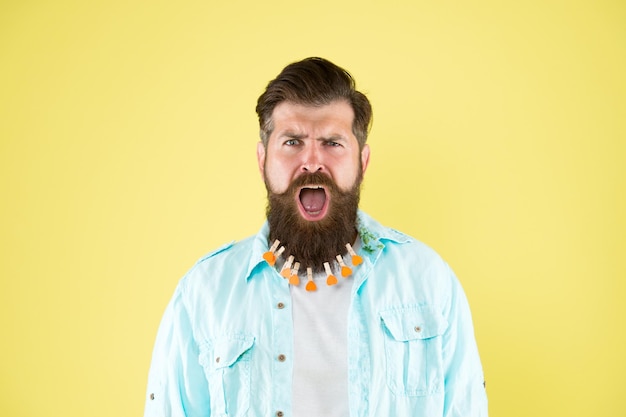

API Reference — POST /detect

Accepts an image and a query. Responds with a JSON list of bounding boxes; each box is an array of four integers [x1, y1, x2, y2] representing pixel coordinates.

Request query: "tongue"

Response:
[[300, 188, 326, 212]]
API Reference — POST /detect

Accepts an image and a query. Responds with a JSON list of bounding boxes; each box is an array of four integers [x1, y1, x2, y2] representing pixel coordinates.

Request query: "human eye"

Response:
[[284, 138, 300, 146], [324, 139, 342, 147]]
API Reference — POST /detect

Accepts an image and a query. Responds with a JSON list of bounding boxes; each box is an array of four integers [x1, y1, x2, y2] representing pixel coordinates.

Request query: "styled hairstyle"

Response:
[[255, 57, 372, 148]]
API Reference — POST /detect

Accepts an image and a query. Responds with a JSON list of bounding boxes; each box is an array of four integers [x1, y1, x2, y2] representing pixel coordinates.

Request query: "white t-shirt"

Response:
[[290, 240, 360, 417]]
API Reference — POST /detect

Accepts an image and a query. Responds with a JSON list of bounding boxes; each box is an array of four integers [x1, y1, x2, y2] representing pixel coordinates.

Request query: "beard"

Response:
[[266, 171, 362, 273]]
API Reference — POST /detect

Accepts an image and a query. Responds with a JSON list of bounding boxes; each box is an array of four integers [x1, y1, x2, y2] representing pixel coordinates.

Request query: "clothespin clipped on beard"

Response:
[[346, 243, 363, 266], [263, 240, 284, 266]]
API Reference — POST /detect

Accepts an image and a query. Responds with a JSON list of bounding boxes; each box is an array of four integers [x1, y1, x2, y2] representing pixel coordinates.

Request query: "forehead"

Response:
[[270, 100, 355, 136]]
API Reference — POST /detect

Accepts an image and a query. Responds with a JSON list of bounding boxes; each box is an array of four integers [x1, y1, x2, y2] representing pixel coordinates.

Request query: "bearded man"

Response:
[[144, 57, 488, 417]]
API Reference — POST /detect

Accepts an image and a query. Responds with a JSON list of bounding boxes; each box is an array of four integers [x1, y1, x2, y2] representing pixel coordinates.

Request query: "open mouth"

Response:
[[297, 185, 329, 221]]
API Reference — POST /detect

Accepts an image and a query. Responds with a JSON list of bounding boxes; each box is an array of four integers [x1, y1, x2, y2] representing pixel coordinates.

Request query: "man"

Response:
[[144, 57, 488, 417]]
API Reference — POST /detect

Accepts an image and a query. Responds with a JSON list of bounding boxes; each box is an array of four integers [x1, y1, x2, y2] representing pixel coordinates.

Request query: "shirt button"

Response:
[[276, 411, 284, 417], [277, 354, 286, 362], [414, 326, 422, 333], [149, 393, 155, 400], [215, 357, 220, 363], [277, 302, 285, 309]]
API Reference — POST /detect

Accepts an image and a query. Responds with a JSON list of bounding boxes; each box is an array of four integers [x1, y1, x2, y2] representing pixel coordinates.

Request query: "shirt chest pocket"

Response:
[[199, 335, 255, 417], [380, 307, 447, 397]]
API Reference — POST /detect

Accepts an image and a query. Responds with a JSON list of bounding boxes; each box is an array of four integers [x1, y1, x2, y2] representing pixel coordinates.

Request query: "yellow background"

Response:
[[1, 0, 624, 416]]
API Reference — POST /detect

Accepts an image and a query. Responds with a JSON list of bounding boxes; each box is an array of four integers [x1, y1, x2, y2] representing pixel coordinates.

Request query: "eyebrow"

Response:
[[281, 132, 308, 140], [321, 135, 347, 142], [280, 131, 347, 142]]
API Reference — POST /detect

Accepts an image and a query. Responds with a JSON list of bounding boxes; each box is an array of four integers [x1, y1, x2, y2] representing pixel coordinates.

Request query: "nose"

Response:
[[300, 143, 324, 173]]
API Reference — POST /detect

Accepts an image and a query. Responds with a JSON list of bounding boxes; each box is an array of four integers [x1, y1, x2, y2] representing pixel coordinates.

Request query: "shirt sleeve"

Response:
[[144, 279, 211, 417], [442, 267, 489, 417]]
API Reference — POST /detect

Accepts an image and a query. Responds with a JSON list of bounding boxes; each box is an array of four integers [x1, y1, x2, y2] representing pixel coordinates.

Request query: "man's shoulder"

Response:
[[191, 235, 257, 269], [385, 228, 440, 257], [173, 235, 262, 303], [360, 213, 454, 290], [358, 211, 442, 258], [365, 223, 458, 306]]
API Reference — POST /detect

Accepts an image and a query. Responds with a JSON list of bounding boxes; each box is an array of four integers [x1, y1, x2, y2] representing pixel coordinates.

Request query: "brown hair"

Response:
[[256, 57, 372, 148]]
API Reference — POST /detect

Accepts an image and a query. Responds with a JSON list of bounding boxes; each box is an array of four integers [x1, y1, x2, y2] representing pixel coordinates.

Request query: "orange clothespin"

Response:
[[289, 262, 301, 286], [336, 255, 352, 277], [263, 240, 280, 266], [280, 255, 294, 278], [346, 243, 363, 266], [324, 262, 338, 286], [305, 267, 317, 292]]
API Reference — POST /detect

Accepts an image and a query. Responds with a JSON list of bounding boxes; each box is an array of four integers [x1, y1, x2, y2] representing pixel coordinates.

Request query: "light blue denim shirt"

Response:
[[144, 211, 488, 417]]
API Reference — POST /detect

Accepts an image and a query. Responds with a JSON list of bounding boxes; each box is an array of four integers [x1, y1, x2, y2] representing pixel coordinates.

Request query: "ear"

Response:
[[360, 144, 370, 174], [256, 141, 266, 177]]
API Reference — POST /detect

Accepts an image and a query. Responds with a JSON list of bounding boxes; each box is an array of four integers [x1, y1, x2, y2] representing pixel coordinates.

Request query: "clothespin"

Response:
[[289, 262, 301, 286], [263, 240, 281, 266], [324, 262, 338, 286], [280, 255, 294, 278], [346, 243, 363, 266], [305, 267, 317, 292], [336, 255, 352, 277]]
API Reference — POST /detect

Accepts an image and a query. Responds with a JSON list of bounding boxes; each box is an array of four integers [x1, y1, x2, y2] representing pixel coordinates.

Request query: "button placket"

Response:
[[270, 273, 291, 417]]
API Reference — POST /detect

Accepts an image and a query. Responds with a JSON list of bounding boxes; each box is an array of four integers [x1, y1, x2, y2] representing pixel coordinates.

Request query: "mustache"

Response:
[[273, 172, 339, 196]]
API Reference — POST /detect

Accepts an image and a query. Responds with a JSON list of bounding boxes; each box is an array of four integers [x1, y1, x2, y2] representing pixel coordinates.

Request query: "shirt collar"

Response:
[[354, 210, 411, 265], [244, 221, 272, 281], [244, 210, 411, 281]]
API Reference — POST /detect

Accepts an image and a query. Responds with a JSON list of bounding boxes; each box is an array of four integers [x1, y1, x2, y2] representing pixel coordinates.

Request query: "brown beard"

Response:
[[266, 171, 361, 273]]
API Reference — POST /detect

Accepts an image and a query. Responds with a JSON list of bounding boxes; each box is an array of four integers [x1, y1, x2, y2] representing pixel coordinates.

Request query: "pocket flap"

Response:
[[200, 335, 255, 370], [380, 307, 447, 341]]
